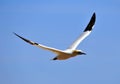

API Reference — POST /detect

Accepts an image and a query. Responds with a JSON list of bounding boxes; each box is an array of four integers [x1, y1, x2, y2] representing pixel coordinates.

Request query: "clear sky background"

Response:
[[0, 0, 120, 84]]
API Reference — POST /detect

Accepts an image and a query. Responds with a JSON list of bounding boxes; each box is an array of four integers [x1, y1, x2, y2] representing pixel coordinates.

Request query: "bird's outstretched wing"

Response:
[[68, 13, 96, 50], [13, 33, 66, 54]]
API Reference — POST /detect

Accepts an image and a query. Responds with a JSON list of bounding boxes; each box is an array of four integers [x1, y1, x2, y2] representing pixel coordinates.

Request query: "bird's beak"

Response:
[[82, 52, 86, 55]]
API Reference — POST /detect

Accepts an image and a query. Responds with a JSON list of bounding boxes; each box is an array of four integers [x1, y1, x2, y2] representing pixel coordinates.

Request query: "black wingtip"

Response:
[[84, 12, 96, 32], [13, 32, 23, 39], [13, 32, 34, 45], [13, 32, 21, 38]]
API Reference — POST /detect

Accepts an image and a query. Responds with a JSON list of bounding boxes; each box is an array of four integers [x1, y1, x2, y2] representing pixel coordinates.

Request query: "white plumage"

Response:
[[14, 13, 96, 60]]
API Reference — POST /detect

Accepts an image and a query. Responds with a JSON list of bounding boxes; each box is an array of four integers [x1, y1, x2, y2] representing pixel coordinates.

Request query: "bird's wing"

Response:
[[68, 13, 96, 50], [13, 33, 66, 54]]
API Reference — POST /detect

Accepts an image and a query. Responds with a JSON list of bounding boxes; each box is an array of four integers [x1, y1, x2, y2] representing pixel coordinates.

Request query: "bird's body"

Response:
[[14, 13, 96, 60], [54, 49, 86, 60]]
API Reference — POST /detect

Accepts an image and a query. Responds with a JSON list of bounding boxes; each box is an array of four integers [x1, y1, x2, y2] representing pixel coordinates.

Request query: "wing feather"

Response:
[[13, 33, 66, 54], [68, 13, 96, 50]]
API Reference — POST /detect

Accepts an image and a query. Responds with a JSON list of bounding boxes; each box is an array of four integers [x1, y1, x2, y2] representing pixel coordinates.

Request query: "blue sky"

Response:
[[0, 0, 120, 84]]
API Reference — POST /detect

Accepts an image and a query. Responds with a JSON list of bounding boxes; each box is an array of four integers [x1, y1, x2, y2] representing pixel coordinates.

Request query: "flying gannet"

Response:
[[14, 13, 96, 60]]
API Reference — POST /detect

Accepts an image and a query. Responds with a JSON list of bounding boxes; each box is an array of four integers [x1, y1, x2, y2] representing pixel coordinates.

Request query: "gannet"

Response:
[[14, 13, 96, 60]]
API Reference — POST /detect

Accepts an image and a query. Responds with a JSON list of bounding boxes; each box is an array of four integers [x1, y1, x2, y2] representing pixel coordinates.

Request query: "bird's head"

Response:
[[73, 50, 86, 55]]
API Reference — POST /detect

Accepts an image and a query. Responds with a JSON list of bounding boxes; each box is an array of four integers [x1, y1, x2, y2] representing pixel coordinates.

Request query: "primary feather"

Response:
[[68, 13, 96, 50]]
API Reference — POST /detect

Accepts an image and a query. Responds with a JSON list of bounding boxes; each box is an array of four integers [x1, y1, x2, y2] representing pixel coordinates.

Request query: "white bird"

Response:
[[14, 13, 96, 60]]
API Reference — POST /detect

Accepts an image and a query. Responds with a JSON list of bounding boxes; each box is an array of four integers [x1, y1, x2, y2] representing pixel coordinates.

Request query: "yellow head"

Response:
[[73, 50, 86, 55]]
